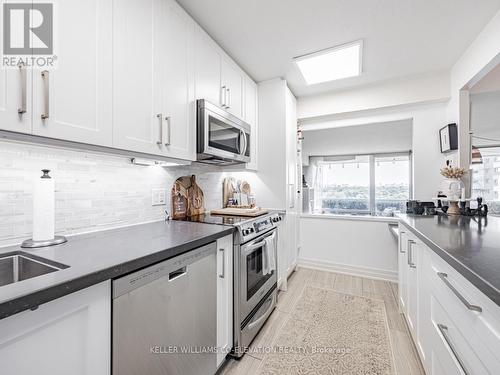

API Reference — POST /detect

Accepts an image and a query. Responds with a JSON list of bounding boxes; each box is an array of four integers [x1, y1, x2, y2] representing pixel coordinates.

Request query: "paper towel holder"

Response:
[[21, 169, 68, 248], [21, 235, 67, 248]]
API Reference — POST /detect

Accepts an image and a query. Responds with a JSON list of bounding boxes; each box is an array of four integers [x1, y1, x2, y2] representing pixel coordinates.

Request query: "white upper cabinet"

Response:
[[244, 77, 258, 170], [160, 0, 196, 160], [112, 0, 164, 156], [113, 0, 195, 160], [221, 58, 243, 118], [194, 26, 222, 106], [194, 25, 250, 120], [32, 0, 113, 147], [0, 0, 256, 163]]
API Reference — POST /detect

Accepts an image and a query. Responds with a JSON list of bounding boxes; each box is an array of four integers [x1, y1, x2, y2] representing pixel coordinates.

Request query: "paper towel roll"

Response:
[[33, 169, 55, 241]]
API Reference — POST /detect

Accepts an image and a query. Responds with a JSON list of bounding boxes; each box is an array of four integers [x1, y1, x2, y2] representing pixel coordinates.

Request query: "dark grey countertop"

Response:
[[398, 213, 500, 307], [0, 220, 234, 319]]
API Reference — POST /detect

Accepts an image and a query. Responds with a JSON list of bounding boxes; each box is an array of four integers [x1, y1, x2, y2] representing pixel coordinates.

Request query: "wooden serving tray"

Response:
[[210, 207, 268, 217]]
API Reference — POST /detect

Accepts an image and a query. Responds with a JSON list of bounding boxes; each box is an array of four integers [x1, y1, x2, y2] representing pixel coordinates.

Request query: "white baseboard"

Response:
[[298, 258, 398, 282]]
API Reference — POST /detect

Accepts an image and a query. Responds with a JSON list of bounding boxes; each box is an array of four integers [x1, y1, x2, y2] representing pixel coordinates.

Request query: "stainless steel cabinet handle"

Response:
[[41, 70, 49, 119], [437, 272, 482, 312], [218, 248, 225, 279], [156, 114, 163, 145], [407, 239, 416, 268], [221, 85, 227, 107], [226, 87, 231, 109], [437, 324, 469, 375], [164, 116, 171, 146], [18, 62, 27, 114], [399, 231, 406, 253]]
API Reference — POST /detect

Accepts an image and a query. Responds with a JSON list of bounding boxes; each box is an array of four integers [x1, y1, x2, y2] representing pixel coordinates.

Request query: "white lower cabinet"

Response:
[[216, 234, 233, 368], [0, 281, 111, 375], [398, 224, 500, 375]]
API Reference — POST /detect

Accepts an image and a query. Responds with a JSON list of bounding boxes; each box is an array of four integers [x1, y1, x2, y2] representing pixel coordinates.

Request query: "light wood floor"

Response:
[[220, 267, 425, 375]]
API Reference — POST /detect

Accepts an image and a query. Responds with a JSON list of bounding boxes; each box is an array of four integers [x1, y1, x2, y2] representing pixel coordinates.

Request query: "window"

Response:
[[471, 147, 500, 216], [312, 153, 411, 216]]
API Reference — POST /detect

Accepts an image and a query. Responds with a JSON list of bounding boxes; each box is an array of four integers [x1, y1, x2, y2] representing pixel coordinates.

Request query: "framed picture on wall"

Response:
[[439, 123, 458, 153]]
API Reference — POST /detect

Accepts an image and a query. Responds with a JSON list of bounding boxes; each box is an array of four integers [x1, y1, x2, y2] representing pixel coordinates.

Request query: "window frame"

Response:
[[314, 151, 412, 216]]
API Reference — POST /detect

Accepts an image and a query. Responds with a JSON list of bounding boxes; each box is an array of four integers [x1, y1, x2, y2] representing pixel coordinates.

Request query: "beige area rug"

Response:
[[257, 286, 394, 375]]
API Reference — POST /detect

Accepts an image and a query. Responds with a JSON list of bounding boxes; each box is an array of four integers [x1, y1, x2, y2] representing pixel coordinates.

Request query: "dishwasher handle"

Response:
[[169, 266, 187, 281]]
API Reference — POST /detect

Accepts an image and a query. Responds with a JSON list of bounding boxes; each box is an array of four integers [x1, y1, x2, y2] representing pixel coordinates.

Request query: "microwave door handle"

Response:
[[242, 131, 248, 156], [239, 130, 246, 155]]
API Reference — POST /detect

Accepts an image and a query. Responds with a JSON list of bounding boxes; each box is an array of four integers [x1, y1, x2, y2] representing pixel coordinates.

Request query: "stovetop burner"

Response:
[[177, 211, 284, 243], [179, 213, 254, 226]]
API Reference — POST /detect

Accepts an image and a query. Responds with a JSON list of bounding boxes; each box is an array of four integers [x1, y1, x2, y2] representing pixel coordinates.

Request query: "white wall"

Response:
[[300, 216, 398, 281], [298, 71, 450, 119], [0, 139, 258, 247]]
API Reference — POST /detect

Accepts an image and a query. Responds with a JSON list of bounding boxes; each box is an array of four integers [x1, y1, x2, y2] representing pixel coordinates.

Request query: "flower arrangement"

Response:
[[440, 166, 467, 179]]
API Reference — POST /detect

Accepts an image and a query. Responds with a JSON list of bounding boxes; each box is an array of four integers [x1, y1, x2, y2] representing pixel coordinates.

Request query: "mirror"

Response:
[[469, 63, 500, 215]]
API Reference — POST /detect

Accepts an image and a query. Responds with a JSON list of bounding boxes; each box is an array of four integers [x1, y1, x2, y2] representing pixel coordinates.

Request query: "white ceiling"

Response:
[[177, 0, 500, 97]]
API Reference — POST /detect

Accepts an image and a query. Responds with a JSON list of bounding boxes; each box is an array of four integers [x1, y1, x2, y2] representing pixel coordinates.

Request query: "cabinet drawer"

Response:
[[431, 293, 490, 374], [429, 252, 500, 372]]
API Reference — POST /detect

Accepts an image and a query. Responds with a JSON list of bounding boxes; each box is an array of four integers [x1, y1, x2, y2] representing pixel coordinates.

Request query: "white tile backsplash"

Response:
[[0, 140, 254, 247]]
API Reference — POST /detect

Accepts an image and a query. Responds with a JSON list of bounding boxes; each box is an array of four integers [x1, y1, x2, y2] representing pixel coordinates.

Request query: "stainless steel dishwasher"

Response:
[[112, 242, 217, 375]]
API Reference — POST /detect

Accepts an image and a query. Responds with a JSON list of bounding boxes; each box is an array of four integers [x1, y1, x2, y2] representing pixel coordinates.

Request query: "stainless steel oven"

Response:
[[197, 99, 251, 165], [239, 229, 277, 321], [232, 213, 282, 357]]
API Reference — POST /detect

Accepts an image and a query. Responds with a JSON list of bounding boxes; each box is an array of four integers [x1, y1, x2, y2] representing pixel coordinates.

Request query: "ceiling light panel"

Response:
[[295, 40, 362, 85]]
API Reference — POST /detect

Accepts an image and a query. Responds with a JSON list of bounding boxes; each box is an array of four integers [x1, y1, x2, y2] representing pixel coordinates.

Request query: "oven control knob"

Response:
[[249, 227, 254, 233], [242, 228, 250, 235]]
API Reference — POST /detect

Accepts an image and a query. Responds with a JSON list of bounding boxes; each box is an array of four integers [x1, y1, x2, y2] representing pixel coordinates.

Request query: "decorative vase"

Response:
[[441, 178, 464, 201]]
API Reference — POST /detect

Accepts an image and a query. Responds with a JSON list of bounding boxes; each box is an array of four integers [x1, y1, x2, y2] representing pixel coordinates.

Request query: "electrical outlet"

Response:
[[152, 189, 166, 206]]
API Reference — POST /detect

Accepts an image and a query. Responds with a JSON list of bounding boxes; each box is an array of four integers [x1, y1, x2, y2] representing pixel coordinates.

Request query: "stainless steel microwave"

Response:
[[197, 99, 251, 165]]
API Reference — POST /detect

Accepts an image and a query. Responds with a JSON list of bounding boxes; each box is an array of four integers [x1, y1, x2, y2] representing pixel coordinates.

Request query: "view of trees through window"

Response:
[[313, 153, 410, 216]]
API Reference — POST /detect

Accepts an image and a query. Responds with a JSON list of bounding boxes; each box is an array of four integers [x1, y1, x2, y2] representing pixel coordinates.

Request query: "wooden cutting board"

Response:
[[211, 207, 268, 217]]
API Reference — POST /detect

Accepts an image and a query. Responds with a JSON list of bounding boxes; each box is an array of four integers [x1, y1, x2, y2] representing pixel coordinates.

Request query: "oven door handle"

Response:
[[243, 231, 276, 255], [247, 292, 276, 330]]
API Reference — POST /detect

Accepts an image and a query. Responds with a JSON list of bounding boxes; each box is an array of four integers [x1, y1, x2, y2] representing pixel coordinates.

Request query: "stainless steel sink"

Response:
[[0, 252, 69, 287]]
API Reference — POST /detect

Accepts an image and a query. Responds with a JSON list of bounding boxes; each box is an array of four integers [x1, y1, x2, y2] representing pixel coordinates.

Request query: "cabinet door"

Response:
[[244, 77, 258, 170], [32, 0, 112, 147], [113, 0, 164, 155], [160, 0, 195, 160], [216, 234, 233, 368], [0, 281, 111, 375], [194, 27, 222, 106], [221, 59, 243, 118], [0, 63, 32, 134], [398, 230, 409, 311], [407, 239, 419, 335]]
